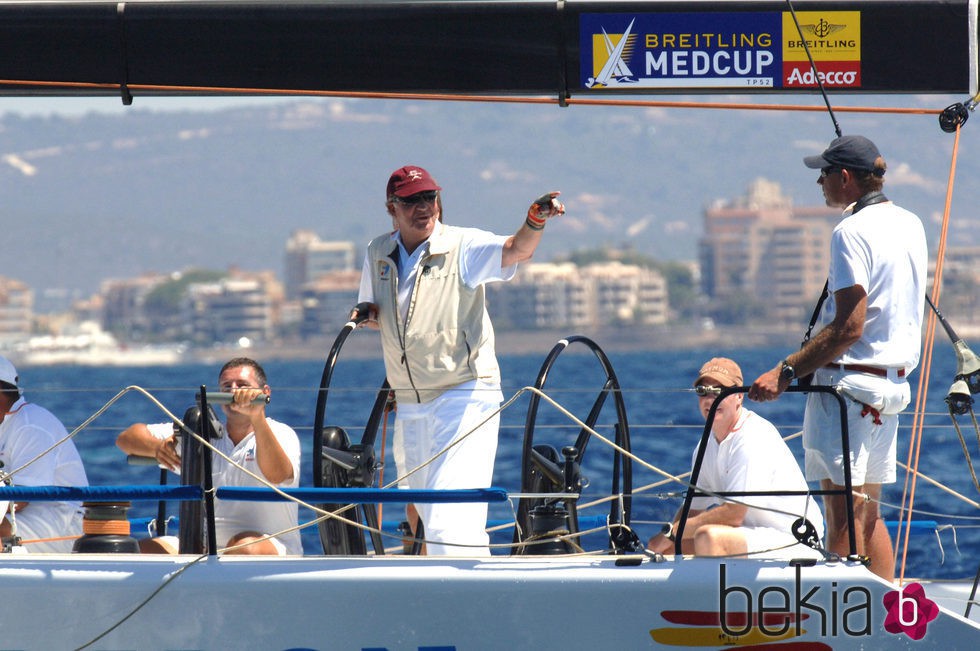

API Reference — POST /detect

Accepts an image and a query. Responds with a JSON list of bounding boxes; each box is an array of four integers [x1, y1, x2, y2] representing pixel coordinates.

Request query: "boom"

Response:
[[0, 1, 975, 100]]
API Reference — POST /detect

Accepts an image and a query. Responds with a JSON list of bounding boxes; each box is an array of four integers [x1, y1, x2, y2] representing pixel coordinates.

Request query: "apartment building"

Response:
[[184, 273, 281, 344], [0, 276, 33, 342], [298, 269, 362, 338], [488, 261, 668, 330], [101, 273, 170, 341], [284, 230, 356, 299], [699, 179, 838, 324]]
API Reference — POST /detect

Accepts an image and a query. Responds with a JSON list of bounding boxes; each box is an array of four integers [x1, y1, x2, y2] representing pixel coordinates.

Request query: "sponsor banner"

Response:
[[580, 11, 862, 91]]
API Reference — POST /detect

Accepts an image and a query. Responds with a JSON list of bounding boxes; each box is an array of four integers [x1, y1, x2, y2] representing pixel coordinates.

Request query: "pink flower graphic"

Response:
[[882, 582, 940, 640]]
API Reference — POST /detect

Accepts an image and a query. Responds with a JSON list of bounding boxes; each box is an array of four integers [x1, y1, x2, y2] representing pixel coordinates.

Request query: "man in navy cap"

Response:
[[353, 165, 564, 556], [749, 135, 928, 581]]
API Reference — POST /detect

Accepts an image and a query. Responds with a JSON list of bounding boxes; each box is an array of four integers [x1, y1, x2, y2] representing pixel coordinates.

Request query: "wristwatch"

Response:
[[661, 522, 675, 541], [780, 360, 796, 382]]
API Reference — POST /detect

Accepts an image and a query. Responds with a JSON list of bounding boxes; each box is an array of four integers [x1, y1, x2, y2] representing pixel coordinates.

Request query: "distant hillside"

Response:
[[2, 95, 975, 296]]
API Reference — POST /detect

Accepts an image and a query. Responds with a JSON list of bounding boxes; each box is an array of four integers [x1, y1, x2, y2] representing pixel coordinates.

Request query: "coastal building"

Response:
[[184, 273, 281, 344], [101, 273, 170, 341], [0, 276, 33, 342], [589, 261, 669, 326], [698, 179, 838, 324], [284, 230, 356, 299], [298, 270, 362, 338], [488, 261, 668, 330]]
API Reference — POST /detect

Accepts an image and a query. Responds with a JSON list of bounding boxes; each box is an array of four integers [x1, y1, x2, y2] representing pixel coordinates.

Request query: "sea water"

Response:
[[13, 342, 980, 580]]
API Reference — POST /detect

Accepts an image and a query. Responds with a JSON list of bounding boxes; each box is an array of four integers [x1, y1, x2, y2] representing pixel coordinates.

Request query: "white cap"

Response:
[[0, 355, 19, 388]]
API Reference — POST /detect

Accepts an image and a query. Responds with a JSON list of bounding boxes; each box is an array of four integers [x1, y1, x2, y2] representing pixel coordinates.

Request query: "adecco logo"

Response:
[[784, 63, 861, 87]]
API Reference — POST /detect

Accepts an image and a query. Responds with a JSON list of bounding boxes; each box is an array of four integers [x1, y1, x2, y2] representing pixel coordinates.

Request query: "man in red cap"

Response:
[[749, 135, 928, 581], [353, 165, 563, 556], [647, 357, 823, 559]]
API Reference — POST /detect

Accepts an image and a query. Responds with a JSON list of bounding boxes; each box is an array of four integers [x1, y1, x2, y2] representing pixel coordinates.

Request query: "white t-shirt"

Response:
[[821, 200, 928, 370], [149, 418, 302, 555], [0, 398, 89, 553], [690, 409, 824, 541]]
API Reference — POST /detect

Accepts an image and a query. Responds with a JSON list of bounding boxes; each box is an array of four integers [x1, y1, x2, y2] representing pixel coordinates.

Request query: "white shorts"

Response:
[[803, 369, 899, 486]]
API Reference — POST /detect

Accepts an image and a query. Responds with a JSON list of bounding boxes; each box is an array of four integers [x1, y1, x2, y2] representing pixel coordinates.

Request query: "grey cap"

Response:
[[804, 135, 883, 174]]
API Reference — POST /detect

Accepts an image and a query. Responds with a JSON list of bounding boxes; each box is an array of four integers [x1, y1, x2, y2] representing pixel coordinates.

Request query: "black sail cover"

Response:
[[0, 1, 975, 98]]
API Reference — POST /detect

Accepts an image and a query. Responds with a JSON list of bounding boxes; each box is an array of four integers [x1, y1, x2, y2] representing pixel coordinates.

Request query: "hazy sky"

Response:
[[0, 95, 296, 117]]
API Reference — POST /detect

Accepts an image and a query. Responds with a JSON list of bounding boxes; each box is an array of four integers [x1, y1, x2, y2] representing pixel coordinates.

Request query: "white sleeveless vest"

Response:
[[366, 224, 501, 403]]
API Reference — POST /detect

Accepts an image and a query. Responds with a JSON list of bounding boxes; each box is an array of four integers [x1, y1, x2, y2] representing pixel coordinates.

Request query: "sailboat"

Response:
[[1, 1, 979, 648]]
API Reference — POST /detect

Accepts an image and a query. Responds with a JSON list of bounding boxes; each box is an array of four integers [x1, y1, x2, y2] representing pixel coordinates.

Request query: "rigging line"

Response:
[[565, 98, 936, 115], [897, 123, 963, 587], [521, 387, 821, 525], [784, 0, 842, 136], [106, 385, 386, 542], [869, 493, 980, 523], [0, 385, 171, 484], [950, 408, 980, 493], [897, 458, 980, 511], [0, 78, 940, 116], [74, 552, 210, 651]]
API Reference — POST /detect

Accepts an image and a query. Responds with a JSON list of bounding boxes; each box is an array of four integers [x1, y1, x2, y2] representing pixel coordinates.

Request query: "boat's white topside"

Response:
[[0, 552, 976, 650]]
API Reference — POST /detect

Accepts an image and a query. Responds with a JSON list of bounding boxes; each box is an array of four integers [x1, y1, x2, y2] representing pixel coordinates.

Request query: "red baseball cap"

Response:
[[386, 165, 442, 198]]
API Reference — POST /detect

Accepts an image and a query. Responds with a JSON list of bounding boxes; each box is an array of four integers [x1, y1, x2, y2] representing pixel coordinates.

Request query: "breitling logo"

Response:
[[786, 15, 856, 50], [801, 18, 845, 39]]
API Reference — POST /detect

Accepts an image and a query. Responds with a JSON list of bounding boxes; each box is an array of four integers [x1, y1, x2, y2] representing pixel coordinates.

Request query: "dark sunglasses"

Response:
[[392, 190, 439, 206], [819, 166, 842, 179], [694, 385, 723, 397]]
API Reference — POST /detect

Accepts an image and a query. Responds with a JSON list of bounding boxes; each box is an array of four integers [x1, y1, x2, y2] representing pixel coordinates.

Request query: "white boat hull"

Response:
[[1, 554, 977, 649]]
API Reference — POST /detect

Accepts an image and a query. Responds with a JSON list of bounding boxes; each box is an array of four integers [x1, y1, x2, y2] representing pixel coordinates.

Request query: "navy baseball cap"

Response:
[[804, 135, 884, 174]]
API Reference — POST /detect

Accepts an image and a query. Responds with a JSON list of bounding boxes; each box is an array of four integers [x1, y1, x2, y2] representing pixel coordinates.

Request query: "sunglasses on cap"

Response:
[[392, 190, 439, 206], [694, 385, 723, 397]]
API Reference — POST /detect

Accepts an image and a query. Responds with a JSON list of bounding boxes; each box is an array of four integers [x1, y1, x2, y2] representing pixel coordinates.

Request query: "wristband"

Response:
[[525, 215, 546, 230], [525, 206, 548, 230]]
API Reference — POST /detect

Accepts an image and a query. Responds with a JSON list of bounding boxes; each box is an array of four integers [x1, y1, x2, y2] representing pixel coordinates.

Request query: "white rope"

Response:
[[12, 382, 980, 556]]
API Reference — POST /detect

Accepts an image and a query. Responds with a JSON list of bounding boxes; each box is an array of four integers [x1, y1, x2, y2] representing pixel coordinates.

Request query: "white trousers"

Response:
[[394, 383, 500, 556]]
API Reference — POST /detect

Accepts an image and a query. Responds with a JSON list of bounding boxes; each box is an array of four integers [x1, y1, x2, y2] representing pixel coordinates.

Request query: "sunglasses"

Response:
[[392, 190, 439, 206], [819, 166, 842, 179], [694, 385, 723, 397]]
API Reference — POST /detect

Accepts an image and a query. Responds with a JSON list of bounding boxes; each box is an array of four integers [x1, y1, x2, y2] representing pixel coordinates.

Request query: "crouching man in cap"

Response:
[[648, 357, 823, 559], [749, 135, 928, 581]]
